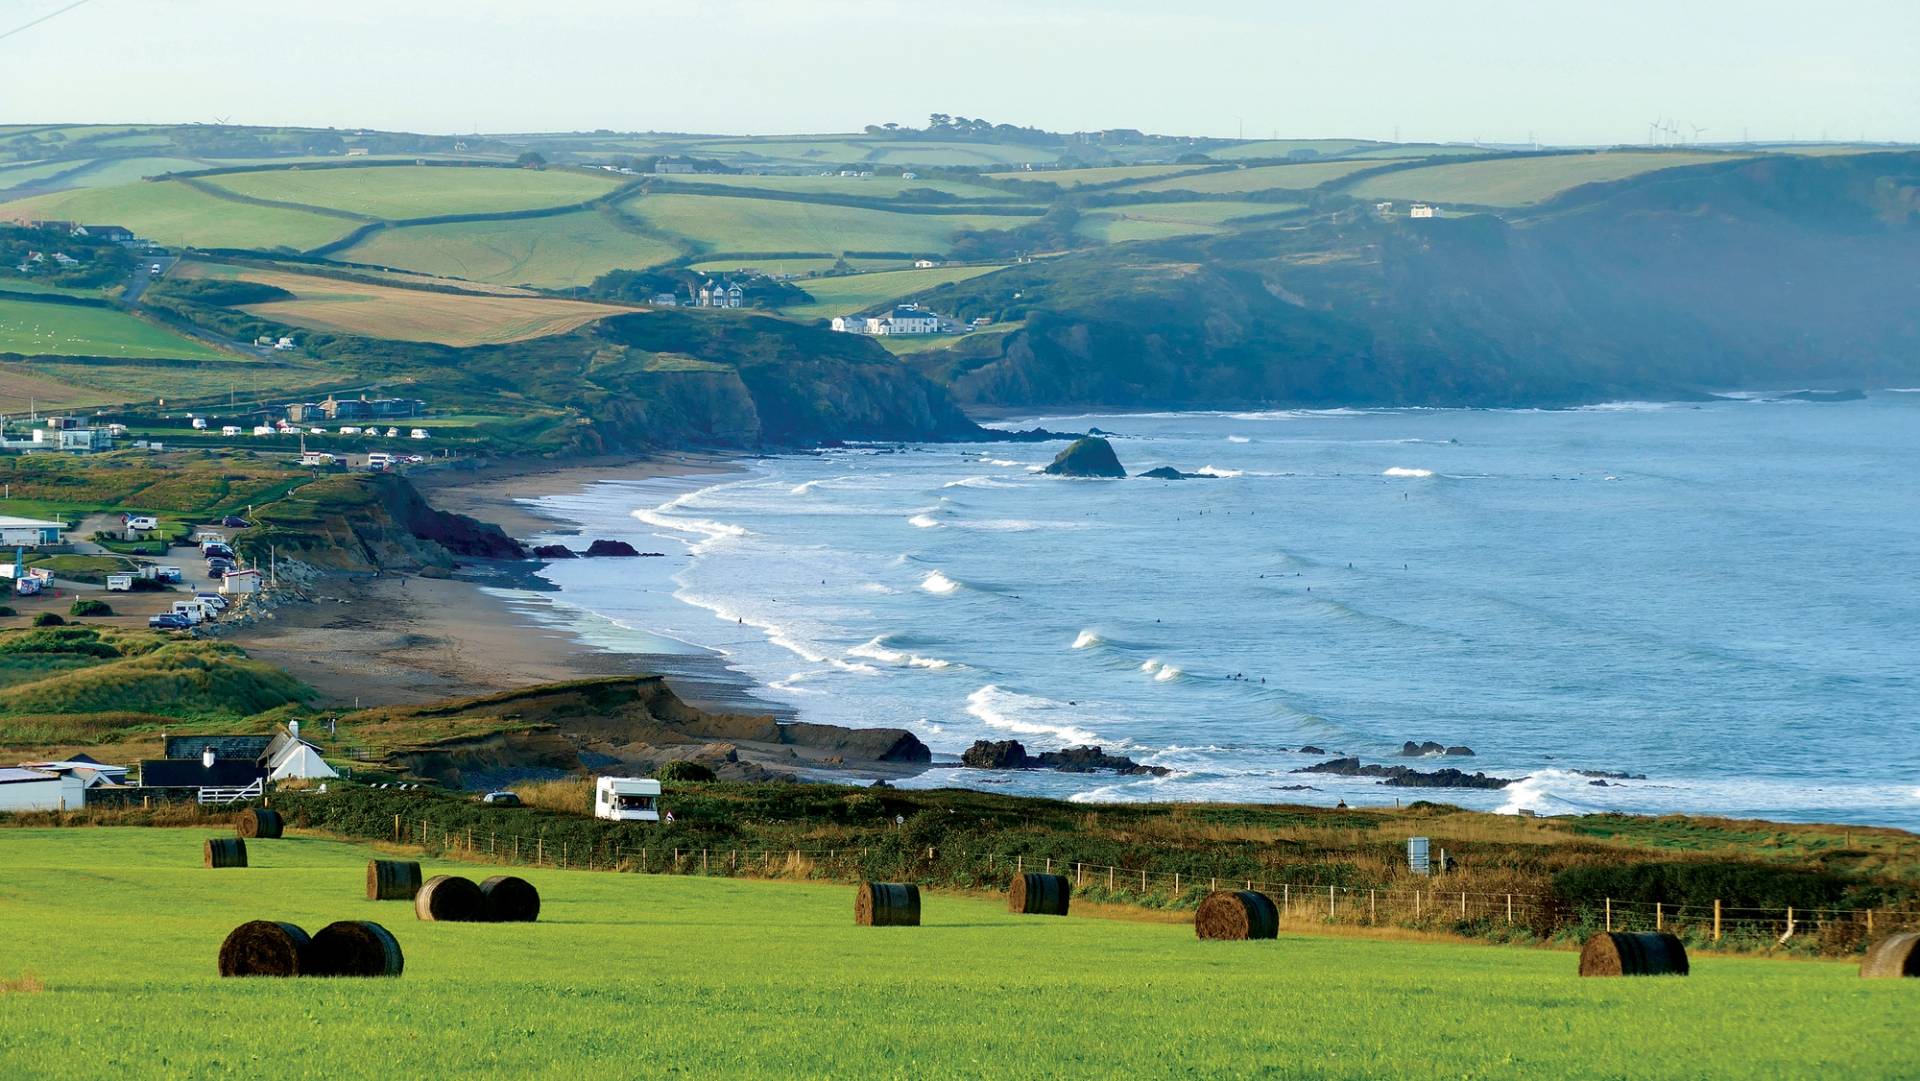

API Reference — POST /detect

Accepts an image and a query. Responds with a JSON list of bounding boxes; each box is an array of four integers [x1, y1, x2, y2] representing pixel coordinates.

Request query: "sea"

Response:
[[489, 393, 1920, 829]]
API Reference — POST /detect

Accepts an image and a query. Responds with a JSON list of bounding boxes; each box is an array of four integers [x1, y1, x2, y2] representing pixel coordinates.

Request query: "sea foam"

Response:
[[1383, 467, 1434, 478], [965, 685, 1102, 745], [920, 570, 961, 594]]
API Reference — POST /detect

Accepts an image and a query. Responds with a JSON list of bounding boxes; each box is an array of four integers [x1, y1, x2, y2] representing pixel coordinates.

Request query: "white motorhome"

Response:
[[169, 600, 206, 624], [593, 777, 661, 822]]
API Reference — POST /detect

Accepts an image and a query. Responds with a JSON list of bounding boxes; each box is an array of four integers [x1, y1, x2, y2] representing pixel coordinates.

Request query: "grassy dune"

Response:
[[1346, 151, 1748, 206], [337, 210, 684, 288], [202, 166, 619, 219], [0, 827, 1907, 1079], [626, 193, 1041, 256], [180, 262, 629, 346], [0, 296, 233, 360], [3, 181, 359, 250], [778, 265, 1008, 317]]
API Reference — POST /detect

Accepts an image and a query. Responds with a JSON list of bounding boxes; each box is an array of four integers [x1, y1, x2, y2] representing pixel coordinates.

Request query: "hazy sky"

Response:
[[4, 0, 1916, 144]]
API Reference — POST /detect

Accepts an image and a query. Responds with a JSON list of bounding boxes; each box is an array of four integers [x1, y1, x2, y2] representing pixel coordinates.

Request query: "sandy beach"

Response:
[[229, 452, 782, 717]]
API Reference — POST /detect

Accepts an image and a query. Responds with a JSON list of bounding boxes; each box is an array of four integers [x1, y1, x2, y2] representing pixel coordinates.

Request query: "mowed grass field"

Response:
[[4, 180, 360, 250], [338, 210, 685, 288], [0, 296, 233, 359], [778, 265, 1008, 317], [625, 193, 1044, 256], [177, 262, 631, 345], [201, 165, 620, 219], [1076, 201, 1301, 243], [1123, 159, 1383, 194], [1345, 151, 1749, 206], [668, 173, 1011, 201], [0, 827, 1912, 1080]]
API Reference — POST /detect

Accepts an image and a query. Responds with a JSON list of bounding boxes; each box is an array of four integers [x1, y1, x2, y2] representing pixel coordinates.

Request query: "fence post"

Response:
[[1045, 856, 1052, 874], [536, 837, 543, 865], [1461, 891, 1467, 919], [1713, 899, 1721, 941], [1507, 894, 1513, 925], [1283, 884, 1289, 917], [1329, 884, 1335, 917], [1655, 901, 1662, 931], [1108, 866, 1114, 890], [393, 814, 400, 843], [1173, 872, 1180, 895], [1605, 897, 1612, 932], [1017, 855, 1022, 875], [1142, 869, 1148, 891], [1370, 888, 1376, 923], [1076, 862, 1083, 887], [1867, 908, 1873, 935]]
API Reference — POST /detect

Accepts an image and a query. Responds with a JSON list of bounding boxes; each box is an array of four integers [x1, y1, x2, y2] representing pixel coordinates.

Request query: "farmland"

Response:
[[0, 826, 1909, 1079], [0, 295, 234, 360], [200, 165, 620, 219], [777, 265, 1008, 317], [4, 180, 360, 250], [665, 173, 1011, 201], [336, 210, 685, 288], [1344, 150, 1750, 206], [1076, 201, 1301, 244], [1122, 159, 1384, 194], [176, 262, 632, 345], [623, 192, 1043, 257]]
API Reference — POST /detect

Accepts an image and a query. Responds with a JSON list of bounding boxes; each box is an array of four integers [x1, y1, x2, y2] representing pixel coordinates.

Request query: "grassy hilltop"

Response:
[[0, 827, 1912, 1079]]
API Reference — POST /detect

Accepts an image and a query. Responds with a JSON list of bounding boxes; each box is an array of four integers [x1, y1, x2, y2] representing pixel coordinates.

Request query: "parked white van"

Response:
[[593, 777, 661, 822]]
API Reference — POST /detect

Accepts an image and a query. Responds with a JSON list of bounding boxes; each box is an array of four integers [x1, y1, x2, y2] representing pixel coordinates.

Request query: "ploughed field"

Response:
[[0, 828, 1910, 1079]]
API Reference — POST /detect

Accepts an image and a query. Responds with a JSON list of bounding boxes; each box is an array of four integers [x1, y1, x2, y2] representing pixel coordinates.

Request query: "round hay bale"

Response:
[[309, 920, 404, 977], [366, 859, 423, 901], [478, 875, 541, 922], [204, 837, 248, 868], [1861, 931, 1920, 979], [235, 808, 283, 839], [414, 874, 484, 922], [217, 920, 311, 977], [1579, 931, 1690, 977], [1008, 872, 1071, 916], [854, 881, 921, 927], [1195, 890, 1278, 940]]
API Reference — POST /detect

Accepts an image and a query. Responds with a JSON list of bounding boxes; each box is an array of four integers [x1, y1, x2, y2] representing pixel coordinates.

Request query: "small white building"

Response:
[[0, 515, 66, 547], [218, 568, 264, 595], [0, 767, 85, 812], [191, 417, 208, 430], [913, 259, 941, 269], [1410, 203, 1438, 219], [221, 426, 243, 437]]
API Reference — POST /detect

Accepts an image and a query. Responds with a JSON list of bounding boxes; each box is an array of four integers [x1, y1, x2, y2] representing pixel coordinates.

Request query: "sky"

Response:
[[2, 0, 1917, 144]]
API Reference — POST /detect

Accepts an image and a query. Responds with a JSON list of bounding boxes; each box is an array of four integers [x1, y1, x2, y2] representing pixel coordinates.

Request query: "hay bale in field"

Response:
[[1195, 890, 1278, 940], [1861, 932, 1920, 978], [1579, 931, 1690, 976], [205, 837, 248, 868], [309, 921, 404, 977], [367, 859, 423, 901], [478, 875, 541, 922], [1008, 872, 1071, 916], [235, 808, 284, 839], [414, 874, 485, 922], [855, 882, 921, 927], [217, 920, 311, 977]]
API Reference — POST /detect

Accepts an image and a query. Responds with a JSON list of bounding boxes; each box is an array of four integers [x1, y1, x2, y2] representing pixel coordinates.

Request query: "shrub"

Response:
[[657, 761, 717, 783], [0, 627, 119, 658], [69, 599, 113, 618], [0, 605, 14, 617], [31, 613, 64, 627]]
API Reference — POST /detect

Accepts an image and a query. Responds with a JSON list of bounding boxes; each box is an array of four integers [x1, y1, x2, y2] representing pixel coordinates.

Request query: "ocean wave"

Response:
[[964, 685, 1102, 746], [678, 593, 880, 676], [1226, 435, 1251, 444], [1072, 629, 1104, 650], [1140, 658, 1184, 681], [981, 458, 1027, 468], [849, 634, 955, 670], [1195, 465, 1243, 477], [1227, 407, 1371, 420], [1383, 467, 1434, 478], [789, 479, 825, 495], [920, 570, 962, 595], [1495, 769, 1618, 816], [943, 475, 1019, 490], [908, 513, 941, 529], [632, 490, 749, 552], [1572, 401, 1680, 413]]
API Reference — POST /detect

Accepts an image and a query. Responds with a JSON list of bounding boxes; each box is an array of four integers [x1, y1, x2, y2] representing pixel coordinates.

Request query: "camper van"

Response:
[[169, 600, 207, 624], [593, 777, 661, 822], [366, 452, 395, 471]]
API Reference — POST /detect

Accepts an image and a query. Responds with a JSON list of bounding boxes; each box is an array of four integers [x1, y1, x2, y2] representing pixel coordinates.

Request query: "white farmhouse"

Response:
[[0, 767, 86, 812], [1410, 203, 1438, 219]]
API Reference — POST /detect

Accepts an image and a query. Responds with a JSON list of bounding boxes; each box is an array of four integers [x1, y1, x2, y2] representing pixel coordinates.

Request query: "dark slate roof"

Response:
[[139, 759, 266, 789], [161, 735, 273, 762]]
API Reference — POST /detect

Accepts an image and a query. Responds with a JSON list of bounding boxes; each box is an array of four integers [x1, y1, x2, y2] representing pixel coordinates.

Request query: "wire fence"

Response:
[[379, 811, 1920, 954]]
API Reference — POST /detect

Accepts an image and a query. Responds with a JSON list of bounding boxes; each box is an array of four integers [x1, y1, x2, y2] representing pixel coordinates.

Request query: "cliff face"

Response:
[[909, 152, 1920, 408], [237, 472, 524, 573]]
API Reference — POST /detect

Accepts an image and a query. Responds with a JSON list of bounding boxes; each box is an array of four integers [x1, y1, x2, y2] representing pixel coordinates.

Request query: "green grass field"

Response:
[[1207, 139, 1383, 160], [337, 210, 684, 287], [0, 827, 1909, 1079], [1345, 151, 1748, 206], [1076, 201, 1300, 243], [1123, 160, 1382, 194], [778, 265, 1008, 317], [625, 193, 1043, 257], [4, 180, 360, 250], [0, 296, 233, 359], [202, 166, 620, 220], [667, 173, 1010, 201], [1016, 164, 1206, 188]]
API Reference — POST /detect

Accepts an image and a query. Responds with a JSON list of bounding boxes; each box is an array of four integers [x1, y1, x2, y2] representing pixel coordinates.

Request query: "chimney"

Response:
[[202, 746, 216, 769], [289, 720, 300, 741]]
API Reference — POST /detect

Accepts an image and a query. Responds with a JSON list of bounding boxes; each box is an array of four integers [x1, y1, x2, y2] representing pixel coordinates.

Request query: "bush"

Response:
[[657, 761, 717, 783], [31, 613, 65, 627], [70, 599, 113, 617], [0, 627, 120, 658], [0, 605, 14, 617]]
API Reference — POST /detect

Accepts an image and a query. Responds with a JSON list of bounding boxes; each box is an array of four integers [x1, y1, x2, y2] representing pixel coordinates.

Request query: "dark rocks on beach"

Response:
[[532, 544, 577, 559], [1042, 437, 1127, 478], [1445, 746, 1475, 756], [960, 738, 1170, 776], [1298, 745, 1327, 756], [584, 539, 641, 557], [1399, 740, 1475, 757], [1294, 756, 1514, 790], [1575, 768, 1647, 780], [1138, 465, 1219, 481]]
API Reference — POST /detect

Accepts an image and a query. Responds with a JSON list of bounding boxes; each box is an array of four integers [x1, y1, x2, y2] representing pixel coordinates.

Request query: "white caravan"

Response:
[[593, 777, 661, 822]]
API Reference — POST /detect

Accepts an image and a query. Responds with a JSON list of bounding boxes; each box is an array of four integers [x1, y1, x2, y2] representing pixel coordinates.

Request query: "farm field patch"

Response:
[[2, 180, 360, 251], [1345, 151, 1749, 206], [1123, 160, 1381, 194], [0, 827, 1907, 1080], [1207, 139, 1384, 160], [626, 193, 1041, 257], [1076, 201, 1301, 243], [201, 165, 620, 220], [664, 173, 1009, 201], [335, 210, 684, 288], [178, 262, 631, 346], [777, 265, 1008, 317], [0, 296, 233, 360]]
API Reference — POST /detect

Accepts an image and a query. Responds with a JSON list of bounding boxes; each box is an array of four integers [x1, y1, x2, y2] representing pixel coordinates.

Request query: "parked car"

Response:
[[148, 614, 191, 630], [221, 516, 250, 528], [480, 791, 522, 806]]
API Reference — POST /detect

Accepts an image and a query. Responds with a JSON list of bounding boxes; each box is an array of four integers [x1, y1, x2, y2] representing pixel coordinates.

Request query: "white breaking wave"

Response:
[[789, 479, 825, 495], [849, 635, 954, 670], [965, 685, 1102, 746], [1154, 664, 1183, 682], [908, 513, 941, 529], [1072, 630, 1104, 650], [1383, 467, 1434, 478], [632, 489, 748, 553], [1196, 465, 1243, 477], [1227, 435, 1251, 443], [678, 593, 880, 676], [982, 458, 1026, 467], [920, 570, 961, 595], [943, 475, 1018, 490]]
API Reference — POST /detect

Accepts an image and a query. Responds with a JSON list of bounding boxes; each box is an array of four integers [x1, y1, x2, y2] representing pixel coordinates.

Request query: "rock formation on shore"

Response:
[[1399, 740, 1475, 757], [1295, 756, 1513, 789], [960, 738, 1169, 775], [1042, 437, 1126, 478]]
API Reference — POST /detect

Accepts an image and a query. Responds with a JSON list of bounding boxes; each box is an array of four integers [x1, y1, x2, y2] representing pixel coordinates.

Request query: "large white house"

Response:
[[832, 304, 946, 336]]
